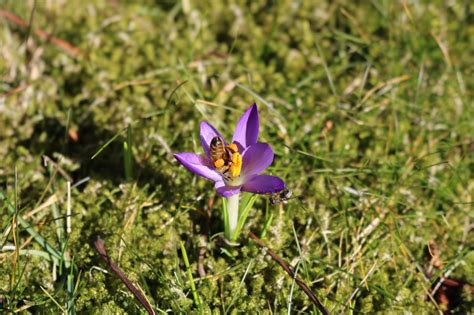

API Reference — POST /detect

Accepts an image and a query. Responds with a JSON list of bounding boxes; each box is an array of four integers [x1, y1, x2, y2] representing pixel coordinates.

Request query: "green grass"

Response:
[[1, 0, 473, 313]]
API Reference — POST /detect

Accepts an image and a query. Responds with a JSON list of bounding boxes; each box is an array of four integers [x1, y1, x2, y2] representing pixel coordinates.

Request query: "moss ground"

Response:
[[1, 0, 473, 313]]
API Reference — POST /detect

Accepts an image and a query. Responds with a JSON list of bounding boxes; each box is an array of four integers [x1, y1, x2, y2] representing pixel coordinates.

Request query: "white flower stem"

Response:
[[227, 193, 240, 241]]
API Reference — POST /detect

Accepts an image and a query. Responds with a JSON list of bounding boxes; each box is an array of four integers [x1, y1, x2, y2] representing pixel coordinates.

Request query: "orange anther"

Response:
[[214, 158, 225, 168], [229, 152, 242, 177], [227, 143, 238, 153]]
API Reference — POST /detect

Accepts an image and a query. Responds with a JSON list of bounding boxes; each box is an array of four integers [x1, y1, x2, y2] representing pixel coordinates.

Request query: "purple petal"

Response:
[[200, 122, 225, 158], [241, 175, 285, 194], [241, 143, 274, 177], [232, 103, 259, 151], [174, 152, 222, 182], [214, 181, 241, 197]]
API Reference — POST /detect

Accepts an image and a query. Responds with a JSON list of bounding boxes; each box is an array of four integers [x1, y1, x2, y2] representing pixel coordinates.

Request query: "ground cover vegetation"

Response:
[[1, 0, 473, 313]]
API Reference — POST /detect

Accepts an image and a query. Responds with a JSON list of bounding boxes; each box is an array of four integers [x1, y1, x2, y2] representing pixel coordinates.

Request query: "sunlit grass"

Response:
[[1, 0, 473, 313]]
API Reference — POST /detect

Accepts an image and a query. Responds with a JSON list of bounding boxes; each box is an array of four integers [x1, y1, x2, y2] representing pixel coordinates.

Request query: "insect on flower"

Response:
[[174, 103, 286, 241], [269, 187, 293, 205], [173, 103, 285, 197], [209, 136, 241, 180]]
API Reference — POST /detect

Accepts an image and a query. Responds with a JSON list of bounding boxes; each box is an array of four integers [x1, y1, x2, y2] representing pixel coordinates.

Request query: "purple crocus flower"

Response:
[[174, 103, 285, 197]]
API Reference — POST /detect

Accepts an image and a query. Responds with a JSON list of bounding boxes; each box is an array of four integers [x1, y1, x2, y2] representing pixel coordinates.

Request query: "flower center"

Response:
[[212, 142, 243, 180]]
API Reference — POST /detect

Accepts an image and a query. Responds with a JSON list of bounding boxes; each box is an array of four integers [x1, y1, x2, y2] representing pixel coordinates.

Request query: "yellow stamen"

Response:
[[227, 143, 238, 153], [214, 158, 225, 168], [229, 152, 242, 177]]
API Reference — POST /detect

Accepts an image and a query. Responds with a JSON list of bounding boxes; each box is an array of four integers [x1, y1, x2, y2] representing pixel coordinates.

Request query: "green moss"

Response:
[[1, 0, 473, 313]]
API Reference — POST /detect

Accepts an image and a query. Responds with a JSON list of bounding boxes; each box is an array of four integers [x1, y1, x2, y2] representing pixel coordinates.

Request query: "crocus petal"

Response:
[[241, 175, 285, 194], [214, 181, 241, 197], [241, 142, 274, 177], [232, 103, 259, 151], [200, 121, 224, 158], [174, 152, 222, 182]]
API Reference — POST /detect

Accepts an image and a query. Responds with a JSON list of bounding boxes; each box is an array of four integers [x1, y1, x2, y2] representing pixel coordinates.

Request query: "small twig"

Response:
[[42, 155, 73, 182], [1, 85, 28, 98], [248, 231, 329, 315], [349, 208, 387, 263], [355, 208, 387, 243], [0, 10, 82, 57], [430, 259, 467, 297], [94, 238, 156, 315], [441, 278, 474, 294]]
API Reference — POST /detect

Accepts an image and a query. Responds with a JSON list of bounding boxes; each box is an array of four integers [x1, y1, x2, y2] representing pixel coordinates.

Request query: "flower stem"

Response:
[[226, 193, 240, 241]]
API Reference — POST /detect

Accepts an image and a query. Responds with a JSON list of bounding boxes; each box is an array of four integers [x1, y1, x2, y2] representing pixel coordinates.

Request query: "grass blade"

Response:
[[0, 191, 62, 263], [180, 241, 200, 308], [124, 124, 133, 181]]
